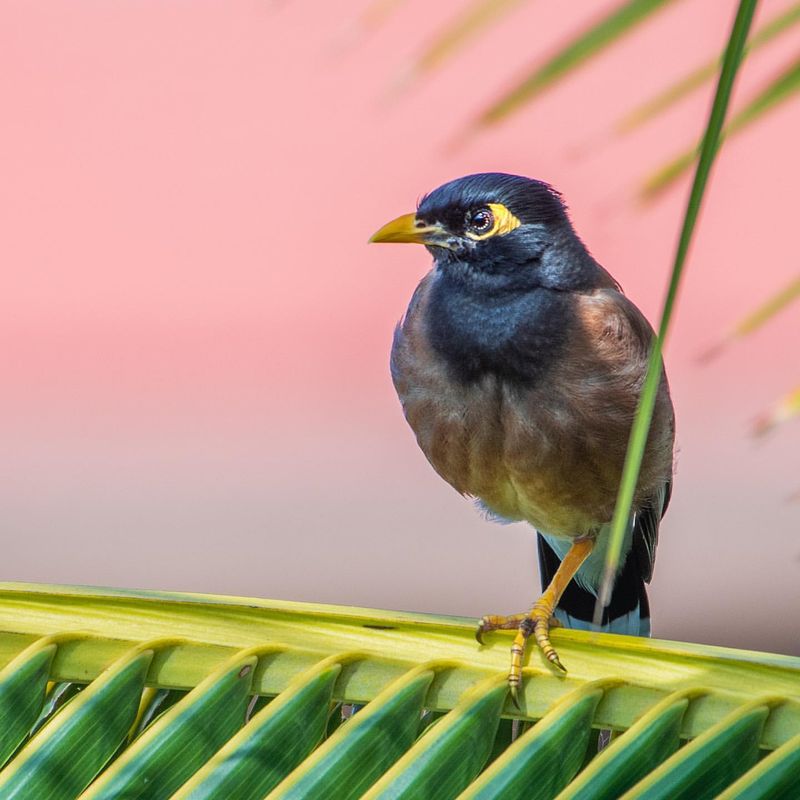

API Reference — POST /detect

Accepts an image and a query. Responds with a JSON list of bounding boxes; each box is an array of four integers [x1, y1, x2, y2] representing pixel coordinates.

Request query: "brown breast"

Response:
[[391, 273, 675, 537]]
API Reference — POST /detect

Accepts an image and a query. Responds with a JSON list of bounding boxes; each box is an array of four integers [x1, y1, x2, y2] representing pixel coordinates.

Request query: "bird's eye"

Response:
[[466, 207, 494, 235]]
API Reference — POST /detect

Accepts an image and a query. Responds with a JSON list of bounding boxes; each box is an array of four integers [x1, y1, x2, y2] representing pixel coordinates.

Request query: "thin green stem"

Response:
[[594, 0, 760, 622]]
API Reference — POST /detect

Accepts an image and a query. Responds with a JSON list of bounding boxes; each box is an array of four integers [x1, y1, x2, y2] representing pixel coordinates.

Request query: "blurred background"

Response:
[[2, 0, 798, 655]]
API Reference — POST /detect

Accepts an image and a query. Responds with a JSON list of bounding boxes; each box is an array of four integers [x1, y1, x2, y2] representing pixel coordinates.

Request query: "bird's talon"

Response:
[[509, 683, 520, 710], [550, 653, 567, 673]]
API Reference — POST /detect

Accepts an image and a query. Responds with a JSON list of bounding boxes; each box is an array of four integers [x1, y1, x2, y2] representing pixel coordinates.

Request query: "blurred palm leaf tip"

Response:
[[698, 275, 800, 440], [380, 0, 800, 194], [1, 583, 800, 799], [699, 275, 800, 363], [753, 385, 800, 436], [618, 2, 800, 133]]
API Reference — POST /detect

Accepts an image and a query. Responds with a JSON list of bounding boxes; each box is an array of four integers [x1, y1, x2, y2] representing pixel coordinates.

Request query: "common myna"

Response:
[[370, 173, 674, 697]]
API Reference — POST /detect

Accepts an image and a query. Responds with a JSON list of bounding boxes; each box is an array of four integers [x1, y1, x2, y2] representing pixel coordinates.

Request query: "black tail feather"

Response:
[[537, 535, 649, 630]]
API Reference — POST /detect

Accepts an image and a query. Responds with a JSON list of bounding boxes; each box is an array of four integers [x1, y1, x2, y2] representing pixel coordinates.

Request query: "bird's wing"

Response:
[[575, 288, 674, 584], [570, 288, 676, 504], [632, 479, 672, 584], [535, 288, 675, 633]]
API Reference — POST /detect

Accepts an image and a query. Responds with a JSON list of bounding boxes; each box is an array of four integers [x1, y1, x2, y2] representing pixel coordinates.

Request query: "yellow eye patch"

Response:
[[465, 203, 522, 240]]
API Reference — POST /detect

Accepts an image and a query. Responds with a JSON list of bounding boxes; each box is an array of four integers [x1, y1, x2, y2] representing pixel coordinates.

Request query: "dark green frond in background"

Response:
[[617, 2, 800, 133], [699, 275, 800, 362], [396, 0, 527, 89], [468, 0, 678, 130], [642, 53, 800, 199]]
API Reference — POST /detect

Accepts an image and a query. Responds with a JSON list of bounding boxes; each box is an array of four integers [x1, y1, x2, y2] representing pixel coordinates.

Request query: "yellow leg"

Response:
[[476, 537, 595, 704]]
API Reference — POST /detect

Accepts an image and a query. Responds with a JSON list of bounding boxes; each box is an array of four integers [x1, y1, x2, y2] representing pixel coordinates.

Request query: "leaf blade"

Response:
[[471, 0, 677, 129], [0, 645, 153, 800], [458, 681, 607, 799], [79, 651, 256, 800], [362, 678, 508, 800], [699, 275, 800, 362], [0, 638, 56, 767], [717, 731, 800, 799], [597, 0, 759, 621], [753, 385, 800, 436], [557, 690, 693, 800], [621, 700, 773, 799], [642, 53, 800, 200], [618, 2, 800, 133], [268, 665, 435, 800], [172, 657, 343, 800]]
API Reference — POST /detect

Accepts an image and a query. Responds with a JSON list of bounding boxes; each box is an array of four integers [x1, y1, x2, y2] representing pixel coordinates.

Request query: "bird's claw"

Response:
[[475, 618, 487, 645], [547, 651, 567, 674], [476, 606, 567, 702], [474, 613, 528, 646]]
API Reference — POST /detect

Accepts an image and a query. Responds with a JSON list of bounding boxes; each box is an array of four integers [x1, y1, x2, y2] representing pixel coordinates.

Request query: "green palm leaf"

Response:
[[617, 2, 800, 133], [753, 385, 800, 436], [557, 689, 696, 799], [467, 0, 678, 131], [0, 583, 799, 797], [717, 731, 800, 800], [0, 637, 57, 767], [597, 0, 758, 618], [699, 275, 800, 362], [0, 643, 154, 799], [172, 656, 342, 799], [393, 0, 527, 91], [458, 680, 609, 799], [619, 699, 775, 799], [642, 53, 800, 199]]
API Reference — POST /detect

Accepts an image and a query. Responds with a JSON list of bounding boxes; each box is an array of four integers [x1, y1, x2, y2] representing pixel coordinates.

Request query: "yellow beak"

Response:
[[369, 213, 449, 246]]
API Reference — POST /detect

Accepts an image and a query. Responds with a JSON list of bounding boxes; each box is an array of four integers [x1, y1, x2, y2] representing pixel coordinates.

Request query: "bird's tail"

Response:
[[537, 534, 651, 637]]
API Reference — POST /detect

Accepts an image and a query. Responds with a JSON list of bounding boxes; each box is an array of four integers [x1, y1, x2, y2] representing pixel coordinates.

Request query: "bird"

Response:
[[370, 173, 674, 699]]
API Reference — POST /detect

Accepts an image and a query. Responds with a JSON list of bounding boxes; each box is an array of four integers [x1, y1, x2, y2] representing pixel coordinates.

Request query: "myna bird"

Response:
[[370, 173, 674, 698]]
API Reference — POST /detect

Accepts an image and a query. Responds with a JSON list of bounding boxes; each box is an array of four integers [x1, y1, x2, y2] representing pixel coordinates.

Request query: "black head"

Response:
[[371, 173, 606, 293]]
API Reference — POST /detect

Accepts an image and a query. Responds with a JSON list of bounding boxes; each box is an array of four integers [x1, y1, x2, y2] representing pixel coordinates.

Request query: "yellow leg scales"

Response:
[[476, 537, 595, 706]]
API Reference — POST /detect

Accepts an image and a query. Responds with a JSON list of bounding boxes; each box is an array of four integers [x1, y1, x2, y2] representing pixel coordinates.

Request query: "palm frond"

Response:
[[617, 2, 800, 133], [466, 0, 678, 130], [699, 275, 800, 362], [0, 583, 798, 798], [753, 385, 800, 436], [642, 52, 800, 199], [597, 0, 758, 618], [395, 0, 527, 90]]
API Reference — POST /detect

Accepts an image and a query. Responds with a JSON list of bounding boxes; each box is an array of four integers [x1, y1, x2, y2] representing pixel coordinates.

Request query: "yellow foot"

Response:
[[476, 607, 565, 706], [478, 538, 594, 704]]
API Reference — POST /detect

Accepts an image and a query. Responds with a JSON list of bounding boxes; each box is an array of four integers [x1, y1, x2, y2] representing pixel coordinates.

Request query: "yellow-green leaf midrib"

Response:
[[0, 583, 799, 750]]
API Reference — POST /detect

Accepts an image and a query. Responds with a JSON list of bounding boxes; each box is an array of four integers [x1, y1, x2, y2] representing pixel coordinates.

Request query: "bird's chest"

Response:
[[390, 276, 619, 536], [424, 281, 569, 387], [391, 337, 599, 537]]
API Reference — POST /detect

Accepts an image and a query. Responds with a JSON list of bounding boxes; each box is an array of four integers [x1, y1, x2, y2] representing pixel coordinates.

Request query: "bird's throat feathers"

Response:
[[425, 275, 575, 386], [423, 219, 616, 387]]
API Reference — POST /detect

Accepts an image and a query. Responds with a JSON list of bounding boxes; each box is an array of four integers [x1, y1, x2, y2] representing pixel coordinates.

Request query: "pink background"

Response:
[[2, 0, 799, 655]]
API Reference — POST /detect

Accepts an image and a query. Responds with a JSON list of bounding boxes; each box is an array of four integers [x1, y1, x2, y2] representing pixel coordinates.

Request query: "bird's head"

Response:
[[370, 173, 599, 291]]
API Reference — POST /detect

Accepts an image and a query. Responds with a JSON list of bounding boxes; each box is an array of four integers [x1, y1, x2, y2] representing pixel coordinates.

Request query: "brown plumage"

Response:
[[371, 172, 675, 689], [391, 274, 674, 539]]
